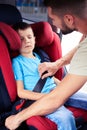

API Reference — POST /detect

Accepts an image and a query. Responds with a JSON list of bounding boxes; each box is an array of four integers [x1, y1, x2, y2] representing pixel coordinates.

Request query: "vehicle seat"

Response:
[[0, 21, 59, 130]]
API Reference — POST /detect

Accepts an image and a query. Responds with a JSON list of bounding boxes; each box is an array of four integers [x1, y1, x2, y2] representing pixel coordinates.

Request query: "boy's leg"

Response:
[[46, 105, 77, 130]]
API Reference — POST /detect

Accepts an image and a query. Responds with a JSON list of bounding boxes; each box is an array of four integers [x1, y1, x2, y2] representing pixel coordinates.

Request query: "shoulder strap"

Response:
[[33, 48, 50, 92], [33, 76, 47, 92], [34, 47, 50, 63]]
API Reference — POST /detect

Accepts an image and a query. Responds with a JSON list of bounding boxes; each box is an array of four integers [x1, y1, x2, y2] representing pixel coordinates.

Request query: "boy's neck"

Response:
[[21, 52, 36, 59]]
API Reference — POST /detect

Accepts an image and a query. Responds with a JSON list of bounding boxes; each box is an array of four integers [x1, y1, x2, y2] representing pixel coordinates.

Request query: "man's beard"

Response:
[[61, 22, 75, 35], [61, 29, 74, 35]]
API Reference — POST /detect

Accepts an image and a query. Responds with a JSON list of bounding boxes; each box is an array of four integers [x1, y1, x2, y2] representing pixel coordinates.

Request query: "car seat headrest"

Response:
[[0, 22, 21, 50], [0, 4, 22, 25], [31, 22, 54, 47]]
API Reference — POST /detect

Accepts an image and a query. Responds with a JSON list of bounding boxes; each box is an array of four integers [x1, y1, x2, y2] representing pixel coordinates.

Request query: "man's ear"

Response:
[[64, 14, 74, 27]]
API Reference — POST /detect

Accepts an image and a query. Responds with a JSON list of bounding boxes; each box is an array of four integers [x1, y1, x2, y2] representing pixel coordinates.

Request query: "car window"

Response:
[[16, 0, 47, 22]]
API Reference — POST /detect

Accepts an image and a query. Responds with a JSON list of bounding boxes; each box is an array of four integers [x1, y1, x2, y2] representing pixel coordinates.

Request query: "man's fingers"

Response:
[[41, 72, 51, 79], [38, 65, 47, 77]]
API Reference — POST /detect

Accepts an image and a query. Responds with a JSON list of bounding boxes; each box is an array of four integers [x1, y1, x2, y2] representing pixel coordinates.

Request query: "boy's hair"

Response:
[[12, 22, 32, 32], [43, 0, 87, 18]]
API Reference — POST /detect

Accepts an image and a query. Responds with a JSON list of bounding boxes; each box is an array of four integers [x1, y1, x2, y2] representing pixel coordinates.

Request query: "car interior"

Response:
[[0, 3, 87, 130]]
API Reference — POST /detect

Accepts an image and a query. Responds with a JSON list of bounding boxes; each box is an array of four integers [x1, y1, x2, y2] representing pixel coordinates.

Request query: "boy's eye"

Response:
[[20, 37, 24, 41], [28, 36, 32, 39]]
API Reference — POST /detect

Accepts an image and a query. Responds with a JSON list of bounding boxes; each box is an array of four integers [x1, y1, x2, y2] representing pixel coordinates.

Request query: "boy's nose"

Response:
[[25, 38, 30, 43]]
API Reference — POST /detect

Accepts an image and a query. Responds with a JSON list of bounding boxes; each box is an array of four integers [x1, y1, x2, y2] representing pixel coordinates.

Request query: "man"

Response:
[[5, 0, 87, 129]]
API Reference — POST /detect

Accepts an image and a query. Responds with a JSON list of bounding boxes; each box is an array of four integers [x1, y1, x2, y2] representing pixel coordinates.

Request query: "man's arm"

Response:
[[38, 45, 78, 79], [5, 73, 87, 130], [38, 34, 86, 79]]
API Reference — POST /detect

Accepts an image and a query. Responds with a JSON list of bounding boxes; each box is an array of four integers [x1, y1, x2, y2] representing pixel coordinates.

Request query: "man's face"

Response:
[[48, 7, 75, 34]]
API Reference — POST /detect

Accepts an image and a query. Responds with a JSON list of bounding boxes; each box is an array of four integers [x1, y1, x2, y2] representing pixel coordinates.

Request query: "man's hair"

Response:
[[43, 0, 87, 18], [12, 22, 32, 32]]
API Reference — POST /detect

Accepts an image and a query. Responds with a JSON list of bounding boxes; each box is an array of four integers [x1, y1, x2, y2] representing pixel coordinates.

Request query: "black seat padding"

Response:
[[0, 4, 22, 25]]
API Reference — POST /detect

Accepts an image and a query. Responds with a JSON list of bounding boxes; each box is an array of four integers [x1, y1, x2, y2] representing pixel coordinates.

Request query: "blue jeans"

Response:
[[46, 105, 76, 130]]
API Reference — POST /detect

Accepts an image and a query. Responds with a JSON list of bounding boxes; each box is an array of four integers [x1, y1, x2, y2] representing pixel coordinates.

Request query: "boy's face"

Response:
[[18, 27, 35, 54]]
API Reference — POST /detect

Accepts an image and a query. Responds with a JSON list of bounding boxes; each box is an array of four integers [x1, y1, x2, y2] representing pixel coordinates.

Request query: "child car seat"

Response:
[[0, 4, 87, 130], [0, 21, 58, 130]]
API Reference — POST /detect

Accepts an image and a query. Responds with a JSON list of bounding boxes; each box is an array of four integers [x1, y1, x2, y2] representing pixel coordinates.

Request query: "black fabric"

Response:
[[0, 69, 12, 126], [0, 126, 8, 130], [34, 48, 51, 62], [11, 99, 35, 114], [75, 117, 84, 129], [17, 122, 30, 130], [0, 4, 22, 25], [0, 69, 12, 113], [0, 122, 30, 130], [29, 126, 38, 130], [33, 77, 47, 92]]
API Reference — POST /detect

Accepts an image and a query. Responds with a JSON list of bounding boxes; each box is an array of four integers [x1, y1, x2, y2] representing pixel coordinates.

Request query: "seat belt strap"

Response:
[[33, 76, 47, 92], [33, 48, 50, 92]]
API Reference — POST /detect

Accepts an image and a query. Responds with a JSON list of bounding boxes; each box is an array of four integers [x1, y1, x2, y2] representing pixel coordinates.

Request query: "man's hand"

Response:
[[38, 61, 58, 79], [5, 115, 21, 130]]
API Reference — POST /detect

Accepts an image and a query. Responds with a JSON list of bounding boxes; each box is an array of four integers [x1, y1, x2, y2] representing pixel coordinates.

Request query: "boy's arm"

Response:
[[16, 80, 47, 100]]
